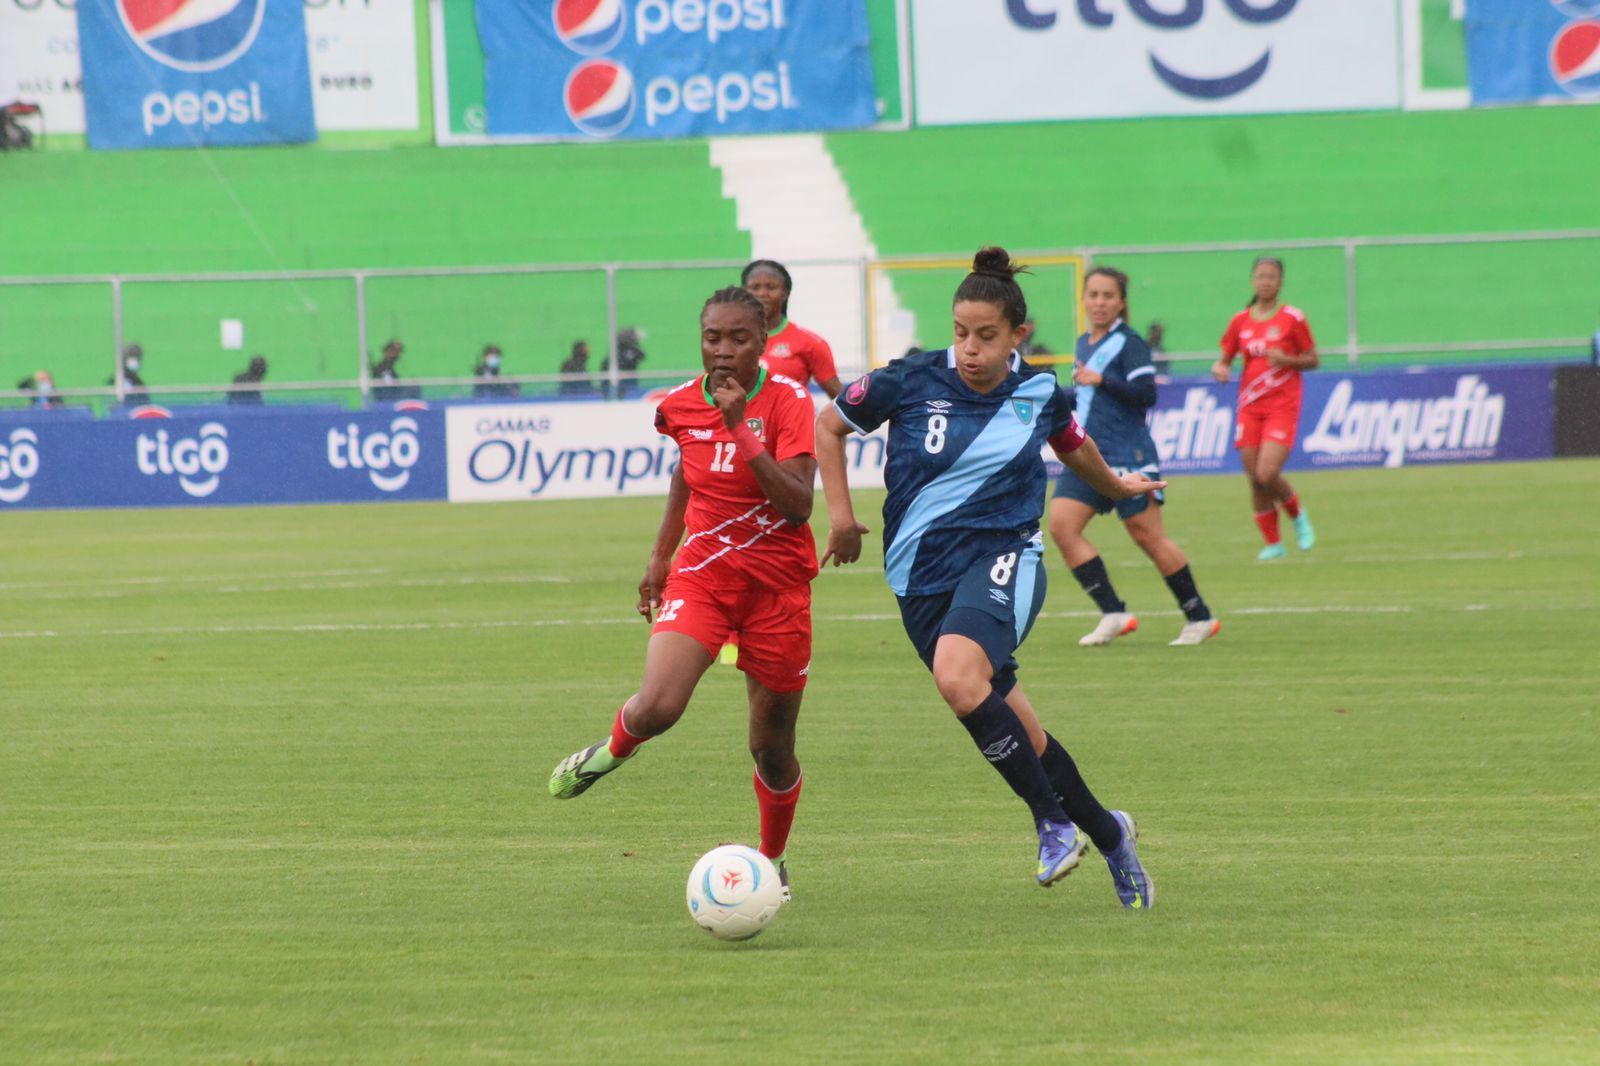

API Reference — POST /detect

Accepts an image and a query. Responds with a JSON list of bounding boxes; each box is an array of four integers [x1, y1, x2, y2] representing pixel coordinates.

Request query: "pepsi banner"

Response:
[[0, 410, 445, 510], [1465, 0, 1600, 105], [76, 0, 316, 149], [475, 0, 877, 141]]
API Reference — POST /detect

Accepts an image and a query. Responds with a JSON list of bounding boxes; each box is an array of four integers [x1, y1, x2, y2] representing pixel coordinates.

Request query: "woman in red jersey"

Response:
[[741, 259, 843, 399], [548, 287, 817, 900], [1212, 256, 1318, 560]]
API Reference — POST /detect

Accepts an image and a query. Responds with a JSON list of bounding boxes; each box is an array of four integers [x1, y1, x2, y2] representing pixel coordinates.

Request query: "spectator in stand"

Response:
[[559, 340, 595, 396], [111, 343, 149, 404], [473, 344, 520, 399], [17, 370, 64, 408], [614, 327, 647, 396], [371, 339, 406, 403], [1147, 320, 1172, 378], [229, 355, 268, 405]]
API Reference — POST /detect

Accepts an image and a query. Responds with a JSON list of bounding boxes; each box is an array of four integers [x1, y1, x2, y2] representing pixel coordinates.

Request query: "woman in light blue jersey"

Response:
[[1050, 267, 1219, 648], [815, 247, 1158, 908]]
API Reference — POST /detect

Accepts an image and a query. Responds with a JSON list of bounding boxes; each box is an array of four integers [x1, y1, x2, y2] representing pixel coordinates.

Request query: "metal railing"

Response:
[[3, 229, 1596, 408]]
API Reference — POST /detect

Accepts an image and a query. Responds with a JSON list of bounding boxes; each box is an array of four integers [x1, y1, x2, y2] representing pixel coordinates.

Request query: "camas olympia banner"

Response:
[[473, 0, 876, 141]]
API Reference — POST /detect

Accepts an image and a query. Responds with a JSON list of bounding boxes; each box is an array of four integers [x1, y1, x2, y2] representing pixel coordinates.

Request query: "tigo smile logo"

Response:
[[118, 0, 267, 73], [565, 59, 635, 137], [554, 0, 627, 55]]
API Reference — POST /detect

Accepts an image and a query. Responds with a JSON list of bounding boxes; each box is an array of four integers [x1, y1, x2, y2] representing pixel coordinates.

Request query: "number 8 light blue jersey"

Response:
[[835, 348, 1077, 597]]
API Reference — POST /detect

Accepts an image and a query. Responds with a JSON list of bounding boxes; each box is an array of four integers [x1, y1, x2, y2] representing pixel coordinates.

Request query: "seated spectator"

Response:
[[370, 338, 413, 403], [614, 327, 647, 396], [1147, 320, 1172, 377], [229, 355, 268, 405], [558, 340, 595, 396], [473, 344, 521, 399], [17, 370, 64, 409]]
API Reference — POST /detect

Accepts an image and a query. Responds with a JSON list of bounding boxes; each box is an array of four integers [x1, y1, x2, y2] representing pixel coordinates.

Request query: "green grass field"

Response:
[[4, 461, 1598, 1063]]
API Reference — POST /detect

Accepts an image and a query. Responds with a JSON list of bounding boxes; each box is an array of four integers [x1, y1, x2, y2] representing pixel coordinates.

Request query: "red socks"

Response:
[[1281, 493, 1301, 520], [607, 703, 648, 760], [1254, 508, 1281, 546], [753, 770, 802, 861]]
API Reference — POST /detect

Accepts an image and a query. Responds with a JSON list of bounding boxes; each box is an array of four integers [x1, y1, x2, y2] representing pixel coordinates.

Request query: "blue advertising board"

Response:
[[1465, 0, 1600, 105], [476, 0, 877, 140], [1127, 364, 1556, 477], [76, 0, 316, 150], [0, 411, 446, 510]]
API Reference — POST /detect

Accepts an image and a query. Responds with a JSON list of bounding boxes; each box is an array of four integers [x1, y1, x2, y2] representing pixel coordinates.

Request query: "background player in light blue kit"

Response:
[[1050, 267, 1220, 647], [816, 247, 1157, 906]]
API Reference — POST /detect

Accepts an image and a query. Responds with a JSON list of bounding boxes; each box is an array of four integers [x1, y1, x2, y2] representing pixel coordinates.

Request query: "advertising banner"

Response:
[[77, 0, 316, 148], [474, 0, 876, 141], [0, 409, 446, 509], [5, 0, 416, 137], [1138, 365, 1554, 475], [1465, 0, 1600, 105], [910, 0, 1402, 125]]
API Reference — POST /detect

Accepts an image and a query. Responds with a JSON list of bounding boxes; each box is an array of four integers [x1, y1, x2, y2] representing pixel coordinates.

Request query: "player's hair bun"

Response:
[[972, 246, 1018, 279]]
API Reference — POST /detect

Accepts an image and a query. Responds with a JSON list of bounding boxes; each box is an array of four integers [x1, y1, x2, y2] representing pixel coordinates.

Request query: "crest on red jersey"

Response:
[[745, 417, 765, 440]]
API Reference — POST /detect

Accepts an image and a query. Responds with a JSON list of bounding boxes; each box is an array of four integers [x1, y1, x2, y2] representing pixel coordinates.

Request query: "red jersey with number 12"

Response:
[[1220, 305, 1315, 409], [655, 370, 818, 589]]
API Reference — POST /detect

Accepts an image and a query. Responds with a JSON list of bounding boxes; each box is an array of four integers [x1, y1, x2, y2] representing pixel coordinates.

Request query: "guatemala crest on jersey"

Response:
[[1011, 398, 1034, 425]]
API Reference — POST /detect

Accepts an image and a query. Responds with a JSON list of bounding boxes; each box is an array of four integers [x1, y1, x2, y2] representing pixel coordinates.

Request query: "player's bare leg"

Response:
[[932, 636, 1084, 886], [1122, 508, 1218, 645], [1049, 496, 1136, 646], [1241, 445, 1286, 559], [746, 676, 803, 900], [549, 632, 713, 799]]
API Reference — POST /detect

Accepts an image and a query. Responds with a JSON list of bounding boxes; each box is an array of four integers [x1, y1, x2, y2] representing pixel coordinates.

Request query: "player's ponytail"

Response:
[[955, 246, 1030, 327], [741, 259, 792, 316], [1247, 255, 1285, 309]]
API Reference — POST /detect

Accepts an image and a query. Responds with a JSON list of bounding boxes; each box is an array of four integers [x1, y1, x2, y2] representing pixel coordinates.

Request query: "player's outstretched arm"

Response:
[[816, 405, 869, 567], [638, 464, 690, 622], [1056, 432, 1166, 501]]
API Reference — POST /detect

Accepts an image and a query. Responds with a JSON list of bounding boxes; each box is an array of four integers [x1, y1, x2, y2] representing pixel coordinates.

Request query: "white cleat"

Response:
[[1079, 612, 1138, 647], [1169, 618, 1221, 646]]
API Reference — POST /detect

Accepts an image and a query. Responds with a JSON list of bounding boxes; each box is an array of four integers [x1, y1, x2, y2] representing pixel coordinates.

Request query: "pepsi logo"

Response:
[[118, 0, 266, 74], [1552, 1, 1600, 18], [1552, 20, 1600, 96], [553, 0, 627, 56], [565, 60, 635, 138]]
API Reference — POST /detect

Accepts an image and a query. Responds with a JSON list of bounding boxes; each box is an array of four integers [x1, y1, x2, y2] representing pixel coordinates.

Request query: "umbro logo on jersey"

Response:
[[982, 735, 1019, 762], [925, 399, 952, 412], [688, 428, 715, 440]]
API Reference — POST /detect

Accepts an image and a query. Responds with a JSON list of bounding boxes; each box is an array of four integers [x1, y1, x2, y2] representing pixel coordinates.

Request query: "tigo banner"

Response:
[[910, 0, 1401, 125], [474, 0, 877, 141], [1465, 0, 1600, 105], [76, 0, 316, 149]]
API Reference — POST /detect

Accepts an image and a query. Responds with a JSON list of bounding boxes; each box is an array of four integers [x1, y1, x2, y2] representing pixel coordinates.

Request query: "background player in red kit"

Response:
[[1213, 256, 1319, 560], [742, 259, 842, 398], [548, 287, 817, 899]]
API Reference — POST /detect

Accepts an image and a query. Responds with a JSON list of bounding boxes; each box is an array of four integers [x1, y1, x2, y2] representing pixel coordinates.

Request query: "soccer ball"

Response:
[[685, 844, 783, 941]]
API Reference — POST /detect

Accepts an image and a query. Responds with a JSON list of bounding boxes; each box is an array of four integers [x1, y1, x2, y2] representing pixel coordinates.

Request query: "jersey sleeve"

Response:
[[1097, 333, 1158, 409], [1288, 309, 1316, 353], [806, 333, 838, 383], [1046, 381, 1076, 436], [1220, 313, 1241, 359], [771, 389, 817, 464], [653, 402, 673, 438], [833, 363, 904, 434]]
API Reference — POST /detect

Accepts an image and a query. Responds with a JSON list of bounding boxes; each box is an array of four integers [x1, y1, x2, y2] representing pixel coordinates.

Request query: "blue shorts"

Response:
[[1053, 463, 1164, 521], [896, 534, 1047, 699]]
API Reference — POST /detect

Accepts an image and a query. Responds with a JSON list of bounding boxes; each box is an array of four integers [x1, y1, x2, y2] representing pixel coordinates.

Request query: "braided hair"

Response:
[[954, 246, 1030, 328], [702, 285, 768, 332]]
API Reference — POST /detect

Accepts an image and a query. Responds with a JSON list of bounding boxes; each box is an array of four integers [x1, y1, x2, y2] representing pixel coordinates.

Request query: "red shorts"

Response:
[[652, 572, 812, 692], [1234, 399, 1301, 451]]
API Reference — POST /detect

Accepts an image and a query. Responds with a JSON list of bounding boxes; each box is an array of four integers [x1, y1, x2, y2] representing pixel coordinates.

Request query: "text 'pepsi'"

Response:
[[142, 83, 264, 136], [635, 0, 787, 44], [645, 62, 794, 127]]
